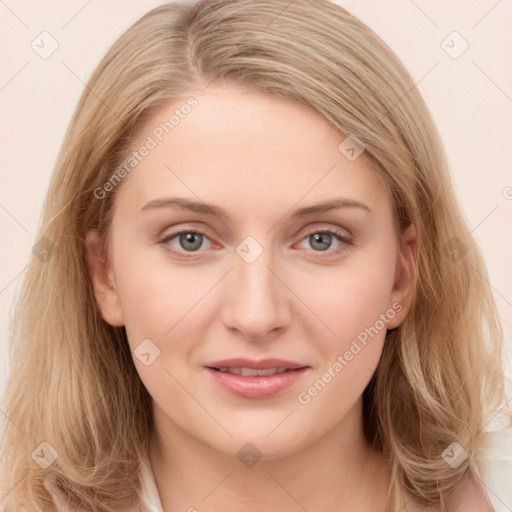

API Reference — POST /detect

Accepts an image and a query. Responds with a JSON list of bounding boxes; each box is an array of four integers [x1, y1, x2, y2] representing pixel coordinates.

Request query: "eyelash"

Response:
[[158, 226, 354, 259]]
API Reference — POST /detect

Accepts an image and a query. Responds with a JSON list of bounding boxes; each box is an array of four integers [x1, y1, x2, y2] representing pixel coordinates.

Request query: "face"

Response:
[[87, 85, 415, 461]]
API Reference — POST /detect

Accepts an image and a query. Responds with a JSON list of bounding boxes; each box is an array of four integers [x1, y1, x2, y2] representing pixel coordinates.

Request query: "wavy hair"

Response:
[[0, 0, 507, 510]]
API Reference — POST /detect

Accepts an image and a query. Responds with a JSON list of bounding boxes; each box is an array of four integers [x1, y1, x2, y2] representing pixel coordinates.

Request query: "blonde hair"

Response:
[[1, 1, 507, 510]]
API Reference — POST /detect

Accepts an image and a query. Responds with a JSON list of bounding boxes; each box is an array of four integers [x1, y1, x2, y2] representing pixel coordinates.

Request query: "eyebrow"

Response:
[[141, 196, 372, 221]]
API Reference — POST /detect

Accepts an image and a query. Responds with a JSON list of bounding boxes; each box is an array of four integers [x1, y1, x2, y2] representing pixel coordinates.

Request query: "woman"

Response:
[[1, 1, 511, 510]]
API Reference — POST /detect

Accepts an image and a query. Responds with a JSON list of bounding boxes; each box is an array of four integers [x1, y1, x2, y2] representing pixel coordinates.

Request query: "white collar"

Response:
[[140, 459, 165, 512]]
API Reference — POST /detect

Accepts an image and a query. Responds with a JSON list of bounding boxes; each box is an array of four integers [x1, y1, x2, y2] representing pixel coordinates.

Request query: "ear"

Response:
[[386, 223, 416, 329], [85, 229, 124, 327]]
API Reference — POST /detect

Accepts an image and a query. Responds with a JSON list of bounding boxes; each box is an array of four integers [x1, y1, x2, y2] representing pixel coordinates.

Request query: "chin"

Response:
[[206, 423, 314, 463]]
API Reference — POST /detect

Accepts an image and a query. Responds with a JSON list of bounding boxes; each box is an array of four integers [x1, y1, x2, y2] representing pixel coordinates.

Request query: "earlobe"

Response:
[[85, 230, 124, 327], [386, 223, 417, 330]]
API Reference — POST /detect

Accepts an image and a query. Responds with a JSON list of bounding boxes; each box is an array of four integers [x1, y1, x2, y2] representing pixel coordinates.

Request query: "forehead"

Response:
[[113, 86, 391, 220]]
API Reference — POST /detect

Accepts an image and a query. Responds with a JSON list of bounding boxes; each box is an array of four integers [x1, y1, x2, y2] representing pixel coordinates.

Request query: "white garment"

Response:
[[140, 457, 165, 512], [475, 427, 512, 512], [140, 427, 512, 512]]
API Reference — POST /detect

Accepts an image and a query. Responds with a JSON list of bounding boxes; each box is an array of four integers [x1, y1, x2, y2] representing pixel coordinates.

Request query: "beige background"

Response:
[[1, 1, 511, 406]]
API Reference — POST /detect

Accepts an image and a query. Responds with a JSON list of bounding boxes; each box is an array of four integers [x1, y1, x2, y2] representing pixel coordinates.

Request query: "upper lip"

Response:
[[206, 358, 307, 370]]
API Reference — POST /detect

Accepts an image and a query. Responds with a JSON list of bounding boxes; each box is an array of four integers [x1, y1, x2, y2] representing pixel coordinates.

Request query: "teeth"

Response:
[[241, 367, 259, 376], [257, 368, 278, 376], [216, 367, 291, 376]]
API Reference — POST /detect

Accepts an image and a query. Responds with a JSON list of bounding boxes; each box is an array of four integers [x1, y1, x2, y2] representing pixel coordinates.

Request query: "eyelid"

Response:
[[299, 224, 352, 239]]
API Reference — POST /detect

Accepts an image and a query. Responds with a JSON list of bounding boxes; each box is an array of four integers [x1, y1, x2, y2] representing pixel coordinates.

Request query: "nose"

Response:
[[220, 239, 292, 341]]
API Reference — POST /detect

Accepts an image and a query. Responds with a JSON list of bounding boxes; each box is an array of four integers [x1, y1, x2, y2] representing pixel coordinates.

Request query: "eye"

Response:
[[296, 228, 353, 255], [159, 230, 213, 257], [158, 227, 353, 259]]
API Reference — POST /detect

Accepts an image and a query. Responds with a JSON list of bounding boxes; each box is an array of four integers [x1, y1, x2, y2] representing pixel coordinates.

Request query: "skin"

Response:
[[86, 85, 491, 511]]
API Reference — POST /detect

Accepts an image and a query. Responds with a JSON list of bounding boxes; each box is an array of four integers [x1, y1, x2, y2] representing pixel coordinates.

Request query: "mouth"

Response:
[[208, 367, 300, 376], [204, 358, 310, 399]]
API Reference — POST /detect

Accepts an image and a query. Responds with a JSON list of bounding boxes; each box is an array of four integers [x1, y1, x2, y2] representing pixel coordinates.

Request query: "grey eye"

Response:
[[177, 232, 204, 251], [308, 232, 334, 251]]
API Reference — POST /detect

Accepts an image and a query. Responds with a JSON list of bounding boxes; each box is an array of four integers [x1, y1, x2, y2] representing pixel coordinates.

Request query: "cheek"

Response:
[[297, 244, 397, 400], [112, 255, 202, 401], [111, 245, 191, 346], [318, 280, 390, 377], [308, 249, 397, 351], [296, 278, 393, 416]]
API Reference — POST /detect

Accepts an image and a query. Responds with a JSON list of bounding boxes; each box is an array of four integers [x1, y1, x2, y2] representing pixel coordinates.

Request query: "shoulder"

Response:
[[444, 464, 495, 512], [410, 427, 512, 512], [404, 465, 493, 511], [471, 426, 512, 512]]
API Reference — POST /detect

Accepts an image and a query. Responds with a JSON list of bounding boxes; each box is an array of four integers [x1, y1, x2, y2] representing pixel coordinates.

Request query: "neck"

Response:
[[148, 398, 391, 512]]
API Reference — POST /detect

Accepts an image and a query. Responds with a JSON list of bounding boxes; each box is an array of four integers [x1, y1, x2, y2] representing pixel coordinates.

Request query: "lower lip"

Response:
[[205, 367, 308, 399]]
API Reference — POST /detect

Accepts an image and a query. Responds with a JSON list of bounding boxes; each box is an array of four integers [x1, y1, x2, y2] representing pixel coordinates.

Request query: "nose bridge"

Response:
[[221, 234, 290, 339]]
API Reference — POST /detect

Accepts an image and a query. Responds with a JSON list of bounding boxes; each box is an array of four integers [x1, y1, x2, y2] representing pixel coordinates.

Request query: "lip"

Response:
[[205, 358, 309, 400]]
